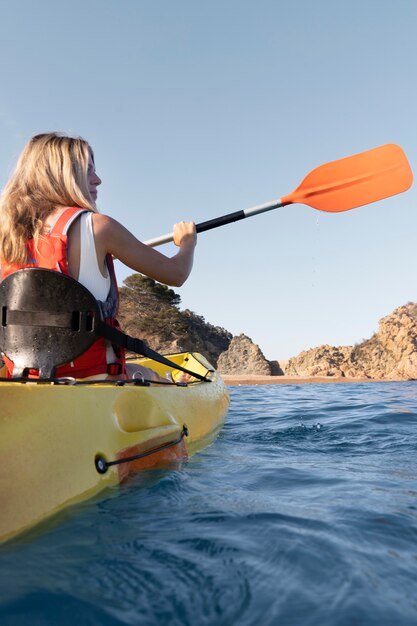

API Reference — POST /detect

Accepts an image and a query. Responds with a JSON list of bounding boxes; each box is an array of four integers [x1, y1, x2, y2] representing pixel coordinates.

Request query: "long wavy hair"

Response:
[[0, 132, 97, 265]]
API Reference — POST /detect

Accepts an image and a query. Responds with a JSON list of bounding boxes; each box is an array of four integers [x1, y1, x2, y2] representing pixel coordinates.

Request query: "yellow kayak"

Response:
[[0, 352, 229, 544]]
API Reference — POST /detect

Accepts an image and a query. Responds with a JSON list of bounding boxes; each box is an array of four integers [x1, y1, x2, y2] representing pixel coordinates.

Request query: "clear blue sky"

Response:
[[1, 0, 416, 360]]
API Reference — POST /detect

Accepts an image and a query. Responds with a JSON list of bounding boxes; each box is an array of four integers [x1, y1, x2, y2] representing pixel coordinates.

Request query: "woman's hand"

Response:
[[173, 221, 197, 247]]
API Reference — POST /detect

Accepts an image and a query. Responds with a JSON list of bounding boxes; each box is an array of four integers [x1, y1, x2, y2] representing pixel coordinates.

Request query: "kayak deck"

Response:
[[0, 352, 229, 543]]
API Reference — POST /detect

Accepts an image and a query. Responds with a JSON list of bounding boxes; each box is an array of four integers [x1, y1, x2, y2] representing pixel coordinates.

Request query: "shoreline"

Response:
[[220, 375, 410, 386]]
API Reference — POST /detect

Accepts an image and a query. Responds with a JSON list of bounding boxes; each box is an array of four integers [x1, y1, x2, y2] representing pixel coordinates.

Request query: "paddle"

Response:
[[144, 144, 413, 247]]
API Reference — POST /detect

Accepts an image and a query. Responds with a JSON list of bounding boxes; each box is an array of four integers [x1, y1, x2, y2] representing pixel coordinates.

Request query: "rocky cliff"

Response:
[[118, 274, 417, 379], [217, 334, 272, 375], [286, 303, 417, 380], [118, 274, 272, 371]]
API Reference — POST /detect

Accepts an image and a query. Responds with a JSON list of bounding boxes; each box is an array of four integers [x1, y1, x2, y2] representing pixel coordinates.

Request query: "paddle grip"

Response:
[[196, 210, 246, 233]]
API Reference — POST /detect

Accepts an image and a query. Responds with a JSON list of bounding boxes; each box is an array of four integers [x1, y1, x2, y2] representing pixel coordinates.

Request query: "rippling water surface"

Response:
[[1, 382, 417, 625]]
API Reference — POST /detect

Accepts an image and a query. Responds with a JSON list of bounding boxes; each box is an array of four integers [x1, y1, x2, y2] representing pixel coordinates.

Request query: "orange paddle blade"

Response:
[[281, 144, 413, 212]]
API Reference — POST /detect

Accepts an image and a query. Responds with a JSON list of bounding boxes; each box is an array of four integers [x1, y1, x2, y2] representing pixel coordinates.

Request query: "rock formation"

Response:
[[350, 303, 417, 379], [285, 345, 354, 377], [118, 273, 417, 380], [217, 334, 272, 375], [286, 303, 417, 380], [269, 360, 285, 376], [118, 273, 278, 373], [118, 274, 232, 366]]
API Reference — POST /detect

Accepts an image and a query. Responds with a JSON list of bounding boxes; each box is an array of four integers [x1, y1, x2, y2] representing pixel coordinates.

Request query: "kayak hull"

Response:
[[0, 353, 229, 543]]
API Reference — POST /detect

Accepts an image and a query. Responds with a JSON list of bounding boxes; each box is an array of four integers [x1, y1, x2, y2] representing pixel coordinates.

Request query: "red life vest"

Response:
[[1, 207, 125, 378]]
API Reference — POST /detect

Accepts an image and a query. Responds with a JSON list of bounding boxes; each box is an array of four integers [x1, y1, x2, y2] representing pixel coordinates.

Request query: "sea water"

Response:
[[1, 382, 417, 625]]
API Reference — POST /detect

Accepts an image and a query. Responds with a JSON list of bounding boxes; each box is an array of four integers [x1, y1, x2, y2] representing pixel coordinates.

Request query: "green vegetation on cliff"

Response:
[[118, 274, 232, 366]]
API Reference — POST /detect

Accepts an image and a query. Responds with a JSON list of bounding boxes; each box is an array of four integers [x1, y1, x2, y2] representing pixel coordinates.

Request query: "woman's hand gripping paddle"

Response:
[[144, 144, 413, 247]]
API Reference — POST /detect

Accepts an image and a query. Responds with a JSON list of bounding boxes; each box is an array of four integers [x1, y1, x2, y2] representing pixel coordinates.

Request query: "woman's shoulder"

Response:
[[91, 212, 120, 234], [90, 213, 131, 258]]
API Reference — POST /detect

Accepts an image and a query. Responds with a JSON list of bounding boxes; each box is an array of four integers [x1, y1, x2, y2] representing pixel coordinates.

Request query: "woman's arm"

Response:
[[92, 214, 197, 287]]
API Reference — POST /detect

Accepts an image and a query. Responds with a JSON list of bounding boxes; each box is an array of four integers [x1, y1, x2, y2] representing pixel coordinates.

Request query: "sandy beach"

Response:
[[221, 375, 404, 386]]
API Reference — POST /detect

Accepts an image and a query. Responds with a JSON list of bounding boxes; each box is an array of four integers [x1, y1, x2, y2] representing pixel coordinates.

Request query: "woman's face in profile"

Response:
[[87, 152, 102, 202]]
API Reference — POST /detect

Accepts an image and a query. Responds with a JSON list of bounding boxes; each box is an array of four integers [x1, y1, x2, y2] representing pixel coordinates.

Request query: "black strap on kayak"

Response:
[[95, 321, 210, 382], [0, 268, 211, 381], [95, 425, 189, 474]]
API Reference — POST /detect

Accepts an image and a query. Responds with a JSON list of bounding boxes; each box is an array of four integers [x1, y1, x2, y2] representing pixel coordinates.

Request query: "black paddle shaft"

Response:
[[196, 210, 246, 233], [144, 199, 282, 247]]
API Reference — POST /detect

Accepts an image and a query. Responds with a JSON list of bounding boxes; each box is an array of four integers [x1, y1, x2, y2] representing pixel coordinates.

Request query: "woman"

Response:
[[0, 132, 197, 381]]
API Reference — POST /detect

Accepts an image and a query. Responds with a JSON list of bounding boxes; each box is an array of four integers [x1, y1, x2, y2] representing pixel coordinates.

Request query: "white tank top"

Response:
[[78, 212, 111, 300], [77, 212, 116, 365]]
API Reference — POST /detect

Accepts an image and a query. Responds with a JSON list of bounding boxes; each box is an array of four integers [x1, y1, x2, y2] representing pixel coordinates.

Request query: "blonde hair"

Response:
[[0, 132, 97, 265]]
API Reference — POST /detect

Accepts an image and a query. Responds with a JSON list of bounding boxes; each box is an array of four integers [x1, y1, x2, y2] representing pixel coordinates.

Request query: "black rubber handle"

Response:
[[196, 210, 246, 233]]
